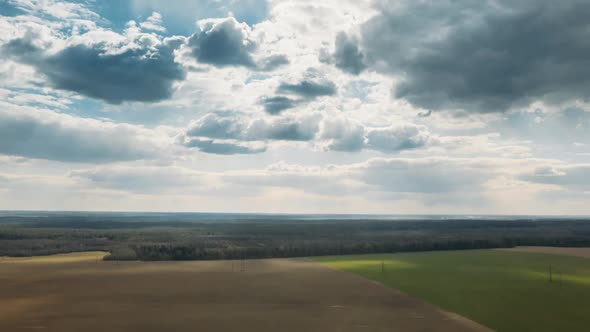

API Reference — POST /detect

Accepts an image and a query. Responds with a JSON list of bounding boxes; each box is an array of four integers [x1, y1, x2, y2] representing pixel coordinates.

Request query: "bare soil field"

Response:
[[0, 252, 487, 332], [498, 246, 590, 258]]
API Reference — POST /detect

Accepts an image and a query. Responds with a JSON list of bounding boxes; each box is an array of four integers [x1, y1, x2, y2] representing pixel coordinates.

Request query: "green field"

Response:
[[315, 250, 590, 332]]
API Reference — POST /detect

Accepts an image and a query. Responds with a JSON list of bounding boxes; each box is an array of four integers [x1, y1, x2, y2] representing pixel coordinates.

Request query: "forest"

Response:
[[0, 212, 589, 260]]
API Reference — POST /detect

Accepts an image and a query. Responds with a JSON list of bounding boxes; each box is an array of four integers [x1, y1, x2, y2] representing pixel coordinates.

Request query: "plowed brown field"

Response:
[[0, 252, 487, 332]]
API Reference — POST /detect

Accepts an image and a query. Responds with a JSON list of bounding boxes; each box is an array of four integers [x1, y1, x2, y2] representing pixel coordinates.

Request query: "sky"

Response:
[[0, 0, 589, 215]]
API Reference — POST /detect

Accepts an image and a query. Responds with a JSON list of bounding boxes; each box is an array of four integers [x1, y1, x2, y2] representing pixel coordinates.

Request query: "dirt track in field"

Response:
[[498, 246, 590, 258], [0, 252, 489, 332]]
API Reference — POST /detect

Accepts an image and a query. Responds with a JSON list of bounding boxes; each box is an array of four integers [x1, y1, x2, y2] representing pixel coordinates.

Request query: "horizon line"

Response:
[[1, 209, 589, 219]]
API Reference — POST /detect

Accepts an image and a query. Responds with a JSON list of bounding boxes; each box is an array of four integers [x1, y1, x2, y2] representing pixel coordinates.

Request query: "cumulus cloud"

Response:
[[139, 12, 166, 32], [257, 54, 290, 71], [320, 32, 366, 75], [182, 139, 266, 155], [261, 75, 338, 114], [184, 113, 244, 140], [247, 117, 319, 141], [183, 112, 435, 154], [181, 112, 322, 153], [366, 125, 434, 153], [319, 117, 366, 151], [277, 79, 337, 98], [260, 71, 338, 114], [260, 96, 300, 115], [2, 22, 186, 104], [358, 0, 590, 112], [320, 117, 435, 153], [187, 17, 288, 71], [184, 112, 320, 143], [0, 106, 167, 163], [188, 17, 256, 68]]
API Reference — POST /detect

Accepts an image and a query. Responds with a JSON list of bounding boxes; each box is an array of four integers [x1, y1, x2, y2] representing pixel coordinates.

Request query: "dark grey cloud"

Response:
[[262, 73, 337, 114], [277, 80, 337, 98], [3, 37, 186, 104], [189, 18, 256, 68], [188, 17, 288, 71], [360, 0, 590, 112], [520, 165, 590, 191], [0, 109, 159, 163], [321, 32, 366, 75], [2, 38, 38, 55], [183, 139, 266, 155], [260, 96, 299, 115]]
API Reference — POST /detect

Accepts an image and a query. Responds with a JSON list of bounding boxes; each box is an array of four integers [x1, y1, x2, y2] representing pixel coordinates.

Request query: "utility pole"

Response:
[[549, 265, 553, 283], [381, 260, 385, 273]]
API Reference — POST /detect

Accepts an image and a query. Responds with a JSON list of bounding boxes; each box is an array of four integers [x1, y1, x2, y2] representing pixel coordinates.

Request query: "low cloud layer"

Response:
[[0, 106, 166, 163], [520, 165, 590, 191], [358, 158, 489, 194], [69, 157, 492, 198], [69, 165, 208, 194]]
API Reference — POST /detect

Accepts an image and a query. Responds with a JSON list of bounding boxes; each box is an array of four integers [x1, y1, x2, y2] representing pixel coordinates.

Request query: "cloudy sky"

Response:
[[0, 0, 589, 214]]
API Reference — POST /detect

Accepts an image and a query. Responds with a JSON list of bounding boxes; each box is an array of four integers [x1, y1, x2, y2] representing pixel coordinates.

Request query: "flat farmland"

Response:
[[316, 250, 590, 332], [0, 252, 485, 332]]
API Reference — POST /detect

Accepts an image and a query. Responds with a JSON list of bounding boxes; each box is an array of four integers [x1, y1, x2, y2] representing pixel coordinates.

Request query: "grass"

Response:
[[315, 250, 590, 332]]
